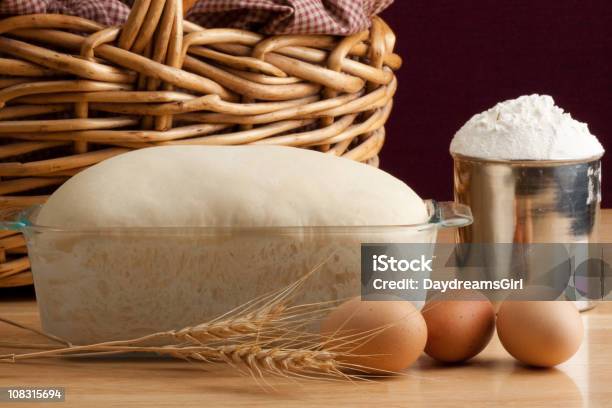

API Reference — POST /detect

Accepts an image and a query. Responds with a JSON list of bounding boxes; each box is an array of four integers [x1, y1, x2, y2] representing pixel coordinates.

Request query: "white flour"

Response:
[[450, 94, 604, 160]]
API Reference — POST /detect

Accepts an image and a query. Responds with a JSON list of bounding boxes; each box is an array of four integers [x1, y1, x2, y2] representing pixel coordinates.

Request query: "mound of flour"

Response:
[[450, 94, 604, 160]]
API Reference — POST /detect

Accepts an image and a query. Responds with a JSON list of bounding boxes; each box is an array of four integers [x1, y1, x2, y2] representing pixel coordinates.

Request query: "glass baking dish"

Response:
[[1, 200, 472, 344]]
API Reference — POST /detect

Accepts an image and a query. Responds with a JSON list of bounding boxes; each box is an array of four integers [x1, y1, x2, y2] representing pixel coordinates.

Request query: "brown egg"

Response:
[[422, 290, 495, 363], [320, 297, 427, 373], [496, 301, 584, 367]]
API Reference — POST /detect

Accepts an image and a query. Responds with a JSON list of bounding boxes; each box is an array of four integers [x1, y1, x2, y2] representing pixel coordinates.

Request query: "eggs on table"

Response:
[[422, 290, 496, 363], [496, 301, 584, 367], [321, 295, 584, 373], [320, 298, 427, 373]]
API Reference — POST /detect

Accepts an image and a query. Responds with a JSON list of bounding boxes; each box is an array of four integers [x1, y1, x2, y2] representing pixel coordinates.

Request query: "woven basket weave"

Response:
[[0, 0, 400, 287]]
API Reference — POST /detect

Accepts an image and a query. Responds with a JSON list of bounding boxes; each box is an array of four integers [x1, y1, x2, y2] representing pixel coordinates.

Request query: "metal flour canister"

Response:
[[452, 153, 603, 310]]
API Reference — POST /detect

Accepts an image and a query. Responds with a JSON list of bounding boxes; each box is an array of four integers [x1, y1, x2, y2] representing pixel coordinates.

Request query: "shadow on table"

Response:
[[0, 285, 35, 301]]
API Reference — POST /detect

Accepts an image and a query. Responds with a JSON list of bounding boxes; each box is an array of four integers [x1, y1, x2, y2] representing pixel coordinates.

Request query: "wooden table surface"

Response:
[[1, 210, 611, 407]]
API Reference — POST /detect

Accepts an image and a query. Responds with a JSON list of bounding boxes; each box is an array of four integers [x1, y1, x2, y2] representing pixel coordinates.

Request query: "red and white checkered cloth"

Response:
[[0, 0, 131, 28], [0, 0, 393, 34]]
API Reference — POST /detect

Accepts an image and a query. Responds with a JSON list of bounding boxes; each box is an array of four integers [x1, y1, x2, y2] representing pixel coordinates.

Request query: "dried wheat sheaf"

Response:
[[0, 263, 405, 381]]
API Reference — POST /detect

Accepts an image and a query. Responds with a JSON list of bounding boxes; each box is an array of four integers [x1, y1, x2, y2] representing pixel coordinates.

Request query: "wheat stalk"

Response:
[[0, 312, 385, 380], [0, 309, 396, 380], [0, 256, 405, 380]]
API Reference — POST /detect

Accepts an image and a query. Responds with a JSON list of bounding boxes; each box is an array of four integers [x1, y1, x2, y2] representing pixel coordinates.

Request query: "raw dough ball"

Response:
[[496, 301, 583, 367], [320, 297, 427, 373], [37, 146, 428, 228], [422, 290, 495, 363]]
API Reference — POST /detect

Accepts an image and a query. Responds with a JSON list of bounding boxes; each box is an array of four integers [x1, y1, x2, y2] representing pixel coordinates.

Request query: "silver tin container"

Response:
[[452, 153, 603, 310]]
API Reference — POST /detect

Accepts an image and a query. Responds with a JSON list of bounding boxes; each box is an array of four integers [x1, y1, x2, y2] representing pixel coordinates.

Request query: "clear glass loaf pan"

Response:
[[1, 200, 472, 344]]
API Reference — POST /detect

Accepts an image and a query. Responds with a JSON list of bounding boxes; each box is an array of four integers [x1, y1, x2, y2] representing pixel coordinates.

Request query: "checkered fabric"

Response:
[[0, 0, 131, 27], [0, 0, 392, 34], [187, 0, 394, 34]]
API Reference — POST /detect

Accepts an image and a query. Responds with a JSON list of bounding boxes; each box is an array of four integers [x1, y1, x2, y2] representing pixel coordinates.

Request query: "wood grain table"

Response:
[[0, 211, 611, 407]]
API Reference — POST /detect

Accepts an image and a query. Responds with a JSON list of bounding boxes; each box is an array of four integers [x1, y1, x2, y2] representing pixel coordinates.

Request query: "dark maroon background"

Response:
[[379, 0, 611, 206]]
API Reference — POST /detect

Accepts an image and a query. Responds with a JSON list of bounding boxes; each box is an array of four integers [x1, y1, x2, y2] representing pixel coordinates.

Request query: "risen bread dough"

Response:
[[31, 146, 433, 343], [37, 145, 428, 227]]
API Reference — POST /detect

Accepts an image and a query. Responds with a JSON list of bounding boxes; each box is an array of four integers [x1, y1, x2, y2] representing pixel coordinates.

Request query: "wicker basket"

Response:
[[0, 0, 400, 287]]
